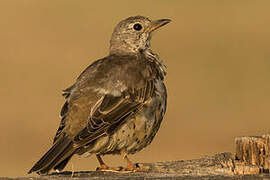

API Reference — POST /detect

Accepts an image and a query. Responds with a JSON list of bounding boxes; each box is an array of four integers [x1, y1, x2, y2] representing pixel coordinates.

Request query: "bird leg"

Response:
[[120, 150, 149, 172], [96, 152, 149, 172], [96, 154, 122, 172], [96, 154, 109, 170]]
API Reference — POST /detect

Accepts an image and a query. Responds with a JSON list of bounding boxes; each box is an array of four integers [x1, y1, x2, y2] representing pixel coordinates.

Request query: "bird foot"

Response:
[[96, 164, 123, 172], [122, 163, 150, 172], [96, 163, 149, 173]]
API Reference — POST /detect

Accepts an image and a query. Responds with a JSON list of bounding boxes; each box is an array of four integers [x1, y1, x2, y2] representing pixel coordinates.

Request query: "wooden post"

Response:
[[235, 134, 270, 173]]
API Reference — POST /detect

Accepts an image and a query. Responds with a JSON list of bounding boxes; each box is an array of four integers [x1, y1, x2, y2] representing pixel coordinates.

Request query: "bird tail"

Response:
[[28, 136, 75, 174]]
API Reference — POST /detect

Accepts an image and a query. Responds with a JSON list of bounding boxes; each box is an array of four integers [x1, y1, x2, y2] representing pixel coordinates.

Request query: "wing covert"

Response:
[[73, 80, 155, 147]]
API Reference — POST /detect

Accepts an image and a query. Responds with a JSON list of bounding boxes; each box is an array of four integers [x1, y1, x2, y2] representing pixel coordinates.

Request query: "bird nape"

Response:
[[28, 15, 171, 175]]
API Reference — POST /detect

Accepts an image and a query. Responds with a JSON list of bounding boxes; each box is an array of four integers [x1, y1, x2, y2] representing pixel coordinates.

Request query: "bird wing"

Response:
[[73, 79, 154, 146], [53, 85, 74, 143], [53, 54, 158, 148]]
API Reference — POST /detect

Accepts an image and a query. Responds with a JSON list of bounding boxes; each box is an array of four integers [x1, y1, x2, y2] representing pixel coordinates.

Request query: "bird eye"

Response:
[[133, 23, 142, 31]]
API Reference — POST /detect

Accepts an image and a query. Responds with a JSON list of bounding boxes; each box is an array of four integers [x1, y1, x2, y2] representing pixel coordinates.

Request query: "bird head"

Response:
[[110, 16, 171, 55]]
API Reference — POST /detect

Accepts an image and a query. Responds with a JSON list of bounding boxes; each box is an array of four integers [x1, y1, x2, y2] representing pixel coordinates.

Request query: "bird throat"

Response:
[[143, 48, 167, 79]]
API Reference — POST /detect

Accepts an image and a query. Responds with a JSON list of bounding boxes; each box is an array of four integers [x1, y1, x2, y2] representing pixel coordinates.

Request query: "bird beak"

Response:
[[145, 19, 171, 33]]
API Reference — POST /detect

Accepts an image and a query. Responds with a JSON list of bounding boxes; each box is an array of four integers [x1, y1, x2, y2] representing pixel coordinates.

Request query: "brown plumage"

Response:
[[28, 16, 170, 174]]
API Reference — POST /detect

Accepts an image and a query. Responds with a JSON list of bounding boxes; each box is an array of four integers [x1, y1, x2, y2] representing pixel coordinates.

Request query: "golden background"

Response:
[[1, 0, 270, 177]]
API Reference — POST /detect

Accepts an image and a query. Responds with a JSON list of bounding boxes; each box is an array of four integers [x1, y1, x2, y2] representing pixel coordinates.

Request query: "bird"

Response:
[[28, 15, 170, 174]]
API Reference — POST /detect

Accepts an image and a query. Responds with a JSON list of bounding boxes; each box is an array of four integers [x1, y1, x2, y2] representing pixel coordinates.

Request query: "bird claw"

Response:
[[122, 163, 150, 172], [96, 164, 149, 173], [96, 165, 123, 172]]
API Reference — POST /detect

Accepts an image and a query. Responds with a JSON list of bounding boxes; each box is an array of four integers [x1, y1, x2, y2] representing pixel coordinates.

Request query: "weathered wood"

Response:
[[235, 134, 270, 174], [2, 135, 270, 179], [2, 152, 269, 180]]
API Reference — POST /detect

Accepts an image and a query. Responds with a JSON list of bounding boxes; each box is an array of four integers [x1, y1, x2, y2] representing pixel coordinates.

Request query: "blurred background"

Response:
[[1, 0, 270, 177]]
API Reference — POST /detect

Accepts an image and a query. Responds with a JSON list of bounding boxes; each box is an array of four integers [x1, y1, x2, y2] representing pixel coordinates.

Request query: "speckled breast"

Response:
[[122, 79, 167, 154], [83, 79, 167, 156]]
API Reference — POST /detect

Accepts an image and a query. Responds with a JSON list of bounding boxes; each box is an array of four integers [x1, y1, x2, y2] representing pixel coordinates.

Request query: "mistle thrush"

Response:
[[28, 16, 171, 174]]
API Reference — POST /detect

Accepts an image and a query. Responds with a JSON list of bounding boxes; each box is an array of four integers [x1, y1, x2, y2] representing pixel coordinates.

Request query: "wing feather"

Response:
[[54, 55, 158, 148], [73, 80, 154, 147]]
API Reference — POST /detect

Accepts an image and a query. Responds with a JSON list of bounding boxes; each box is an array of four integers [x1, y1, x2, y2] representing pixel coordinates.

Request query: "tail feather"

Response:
[[54, 154, 73, 171], [28, 136, 74, 174], [38, 142, 74, 174]]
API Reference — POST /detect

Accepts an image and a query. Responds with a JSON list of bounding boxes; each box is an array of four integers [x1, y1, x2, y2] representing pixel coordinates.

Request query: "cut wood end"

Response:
[[234, 134, 270, 174]]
